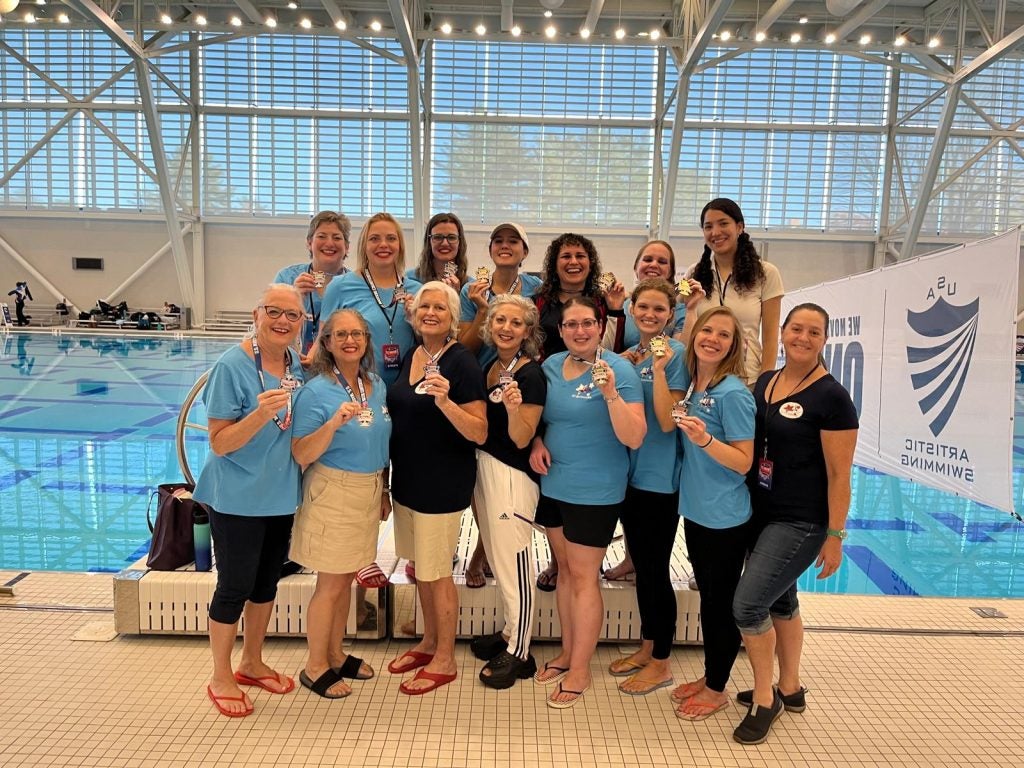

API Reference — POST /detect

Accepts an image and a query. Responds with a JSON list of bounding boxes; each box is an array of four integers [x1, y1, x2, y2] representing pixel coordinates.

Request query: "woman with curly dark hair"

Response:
[[533, 233, 620, 361], [677, 199, 784, 386], [408, 212, 469, 291]]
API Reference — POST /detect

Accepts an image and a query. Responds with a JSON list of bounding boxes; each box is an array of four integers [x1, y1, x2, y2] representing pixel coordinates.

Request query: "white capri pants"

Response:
[[473, 450, 541, 660]]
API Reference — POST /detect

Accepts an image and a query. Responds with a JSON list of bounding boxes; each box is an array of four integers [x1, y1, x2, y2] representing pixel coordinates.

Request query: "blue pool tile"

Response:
[[846, 519, 925, 533], [0, 468, 40, 490], [844, 545, 920, 596], [0, 406, 41, 420], [134, 412, 177, 427]]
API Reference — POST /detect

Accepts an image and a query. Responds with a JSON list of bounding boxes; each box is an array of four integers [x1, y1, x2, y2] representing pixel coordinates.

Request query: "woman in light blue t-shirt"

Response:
[[670, 305, 755, 722], [192, 284, 306, 718]]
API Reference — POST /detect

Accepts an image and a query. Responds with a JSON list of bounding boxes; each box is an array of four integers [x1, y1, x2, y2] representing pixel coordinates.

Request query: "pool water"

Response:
[[1, 332, 1022, 597]]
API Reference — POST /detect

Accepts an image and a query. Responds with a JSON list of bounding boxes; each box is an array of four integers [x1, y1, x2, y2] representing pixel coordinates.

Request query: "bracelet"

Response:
[[604, 392, 620, 403], [699, 434, 714, 448]]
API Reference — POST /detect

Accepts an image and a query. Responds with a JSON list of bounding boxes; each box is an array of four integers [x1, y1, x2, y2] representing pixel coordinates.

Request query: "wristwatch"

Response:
[[826, 528, 848, 540]]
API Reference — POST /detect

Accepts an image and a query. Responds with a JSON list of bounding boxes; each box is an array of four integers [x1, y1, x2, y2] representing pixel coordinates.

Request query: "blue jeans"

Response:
[[733, 518, 827, 635]]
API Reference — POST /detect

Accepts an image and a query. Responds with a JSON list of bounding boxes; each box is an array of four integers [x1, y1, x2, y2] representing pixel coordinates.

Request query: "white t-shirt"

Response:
[[685, 259, 784, 385]]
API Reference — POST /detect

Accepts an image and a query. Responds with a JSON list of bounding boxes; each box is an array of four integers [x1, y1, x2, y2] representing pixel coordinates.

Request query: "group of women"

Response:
[[190, 200, 858, 747]]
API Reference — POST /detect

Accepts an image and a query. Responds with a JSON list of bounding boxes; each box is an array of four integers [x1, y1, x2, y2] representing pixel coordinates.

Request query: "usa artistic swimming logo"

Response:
[[905, 291, 979, 437]]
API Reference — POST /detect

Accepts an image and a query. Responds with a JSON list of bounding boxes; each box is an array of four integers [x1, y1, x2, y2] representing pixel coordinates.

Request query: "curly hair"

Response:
[[692, 199, 765, 296], [308, 309, 375, 378], [479, 294, 544, 359], [536, 233, 602, 302], [414, 212, 468, 285]]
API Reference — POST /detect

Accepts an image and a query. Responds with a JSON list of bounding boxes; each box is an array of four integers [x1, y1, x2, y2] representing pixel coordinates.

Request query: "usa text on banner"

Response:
[[782, 228, 1019, 516]]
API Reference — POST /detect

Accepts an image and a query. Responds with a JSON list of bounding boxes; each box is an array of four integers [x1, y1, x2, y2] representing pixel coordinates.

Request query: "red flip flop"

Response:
[[356, 562, 389, 589], [399, 668, 457, 696], [207, 685, 253, 717], [234, 670, 295, 694], [387, 650, 434, 674]]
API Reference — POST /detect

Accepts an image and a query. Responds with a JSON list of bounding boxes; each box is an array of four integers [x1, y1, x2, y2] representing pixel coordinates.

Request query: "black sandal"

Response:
[[299, 668, 350, 699], [335, 655, 374, 680], [479, 651, 537, 690]]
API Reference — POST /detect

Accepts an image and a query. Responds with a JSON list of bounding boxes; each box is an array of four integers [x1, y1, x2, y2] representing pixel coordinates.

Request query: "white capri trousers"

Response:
[[473, 450, 541, 660]]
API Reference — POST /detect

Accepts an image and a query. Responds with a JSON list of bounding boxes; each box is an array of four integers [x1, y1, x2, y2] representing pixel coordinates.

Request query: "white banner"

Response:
[[783, 229, 1019, 515]]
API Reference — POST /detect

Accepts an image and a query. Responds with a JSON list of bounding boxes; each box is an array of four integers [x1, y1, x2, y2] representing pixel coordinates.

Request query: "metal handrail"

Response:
[[175, 369, 210, 486]]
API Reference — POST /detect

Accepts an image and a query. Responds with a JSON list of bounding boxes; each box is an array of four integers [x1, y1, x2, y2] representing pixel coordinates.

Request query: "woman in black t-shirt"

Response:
[[469, 295, 547, 689], [731, 303, 859, 745], [386, 281, 487, 696]]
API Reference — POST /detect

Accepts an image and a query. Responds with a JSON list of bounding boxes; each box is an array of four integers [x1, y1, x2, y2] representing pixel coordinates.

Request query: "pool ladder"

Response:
[[175, 370, 209, 486]]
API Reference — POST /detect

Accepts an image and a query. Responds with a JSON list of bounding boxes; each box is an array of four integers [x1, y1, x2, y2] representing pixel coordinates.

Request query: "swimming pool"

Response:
[[2, 331, 1022, 597]]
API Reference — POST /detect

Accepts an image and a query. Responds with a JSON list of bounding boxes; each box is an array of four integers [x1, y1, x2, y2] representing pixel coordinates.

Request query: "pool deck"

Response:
[[2, 568, 1021, 768]]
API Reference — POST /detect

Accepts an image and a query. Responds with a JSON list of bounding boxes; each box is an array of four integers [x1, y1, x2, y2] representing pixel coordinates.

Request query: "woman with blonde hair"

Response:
[[670, 305, 755, 722], [290, 308, 391, 698]]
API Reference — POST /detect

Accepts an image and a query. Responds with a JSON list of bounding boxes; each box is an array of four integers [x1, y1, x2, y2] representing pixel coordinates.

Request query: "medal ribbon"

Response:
[[362, 269, 404, 343], [762, 365, 820, 459], [333, 367, 368, 408], [487, 273, 521, 302], [251, 337, 294, 430]]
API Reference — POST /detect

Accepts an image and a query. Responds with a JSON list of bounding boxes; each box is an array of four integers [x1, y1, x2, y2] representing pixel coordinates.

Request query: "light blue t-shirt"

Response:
[[193, 345, 304, 517], [628, 338, 690, 494], [621, 299, 688, 349], [291, 372, 391, 473], [676, 374, 755, 529], [540, 351, 643, 505], [320, 271, 422, 388], [273, 262, 348, 354], [460, 272, 543, 367]]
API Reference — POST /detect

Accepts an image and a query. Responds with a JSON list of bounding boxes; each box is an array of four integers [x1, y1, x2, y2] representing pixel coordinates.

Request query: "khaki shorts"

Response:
[[392, 500, 463, 582], [289, 462, 384, 574]]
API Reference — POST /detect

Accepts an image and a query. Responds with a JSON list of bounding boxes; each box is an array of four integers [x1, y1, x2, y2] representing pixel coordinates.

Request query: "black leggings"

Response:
[[619, 485, 679, 659], [208, 509, 293, 625], [683, 518, 747, 692]]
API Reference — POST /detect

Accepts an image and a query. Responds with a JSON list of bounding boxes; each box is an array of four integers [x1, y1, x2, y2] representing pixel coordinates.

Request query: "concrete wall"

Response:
[[0, 213, 1006, 324]]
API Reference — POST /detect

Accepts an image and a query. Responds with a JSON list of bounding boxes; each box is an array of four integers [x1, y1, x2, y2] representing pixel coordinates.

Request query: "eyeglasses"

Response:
[[560, 319, 599, 331], [261, 305, 303, 322], [430, 234, 460, 244], [331, 330, 366, 341]]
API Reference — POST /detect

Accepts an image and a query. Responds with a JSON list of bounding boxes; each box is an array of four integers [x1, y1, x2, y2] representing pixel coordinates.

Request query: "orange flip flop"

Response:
[[399, 668, 457, 696], [234, 670, 295, 694], [207, 685, 253, 717]]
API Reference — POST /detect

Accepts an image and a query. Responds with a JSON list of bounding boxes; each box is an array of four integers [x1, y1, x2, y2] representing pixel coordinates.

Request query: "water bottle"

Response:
[[193, 507, 212, 571]]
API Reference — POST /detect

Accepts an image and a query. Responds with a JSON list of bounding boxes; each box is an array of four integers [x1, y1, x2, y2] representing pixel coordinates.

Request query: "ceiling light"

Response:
[[370, 19, 382, 32], [859, 33, 870, 44], [824, 32, 836, 44], [545, 24, 557, 38], [799, 16, 808, 24], [230, 15, 241, 26], [195, 14, 207, 26], [790, 32, 801, 43], [894, 34, 906, 47], [649, 29, 660, 41], [22, 10, 34, 21], [35, 0, 44, 5], [928, 36, 940, 48], [511, 25, 521, 37], [719, 30, 732, 41], [544, 10, 553, 18], [335, 19, 346, 30], [440, 22, 452, 34], [475, 23, 486, 35], [615, 27, 626, 39], [58, 12, 70, 22], [755, 30, 766, 42], [579, 27, 591, 39], [160, 13, 172, 25], [300, 18, 312, 29], [265, 16, 277, 28], [287, 1, 297, 7]]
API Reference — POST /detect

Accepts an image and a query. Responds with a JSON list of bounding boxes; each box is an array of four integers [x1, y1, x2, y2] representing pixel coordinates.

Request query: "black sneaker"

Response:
[[733, 689, 785, 745], [469, 631, 506, 661], [736, 686, 806, 713], [479, 651, 537, 690]]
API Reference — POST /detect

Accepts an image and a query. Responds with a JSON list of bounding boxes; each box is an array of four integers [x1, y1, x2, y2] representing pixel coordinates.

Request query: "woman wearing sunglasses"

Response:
[[528, 297, 646, 709], [193, 284, 306, 718]]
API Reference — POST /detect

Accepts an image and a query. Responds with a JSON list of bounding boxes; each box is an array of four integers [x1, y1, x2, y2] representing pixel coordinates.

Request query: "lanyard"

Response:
[[362, 269, 403, 342], [250, 338, 295, 430], [333, 367, 368, 408], [421, 336, 452, 366], [714, 264, 732, 307], [501, 349, 524, 374], [762, 365, 819, 458], [488, 273, 521, 301], [305, 265, 321, 330]]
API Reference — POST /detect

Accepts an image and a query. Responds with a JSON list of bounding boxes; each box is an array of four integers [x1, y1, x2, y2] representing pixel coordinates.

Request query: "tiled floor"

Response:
[[2, 570, 1022, 767]]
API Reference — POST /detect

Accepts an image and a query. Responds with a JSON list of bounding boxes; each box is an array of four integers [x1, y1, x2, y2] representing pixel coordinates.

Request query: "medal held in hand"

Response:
[[676, 279, 691, 297], [443, 262, 458, 279], [650, 335, 667, 358], [597, 271, 616, 292], [592, 361, 610, 386], [416, 363, 440, 395], [313, 270, 326, 289], [671, 399, 688, 424], [392, 284, 409, 305], [280, 371, 300, 391], [475, 266, 490, 283], [357, 407, 374, 427]]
